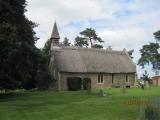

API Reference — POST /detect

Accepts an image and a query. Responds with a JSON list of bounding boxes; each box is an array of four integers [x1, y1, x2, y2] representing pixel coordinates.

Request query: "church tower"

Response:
[[50, 22, 60, 46]]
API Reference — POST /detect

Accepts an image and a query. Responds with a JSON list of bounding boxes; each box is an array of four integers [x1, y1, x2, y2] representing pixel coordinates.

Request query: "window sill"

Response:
[[97, 83, 104, 84]]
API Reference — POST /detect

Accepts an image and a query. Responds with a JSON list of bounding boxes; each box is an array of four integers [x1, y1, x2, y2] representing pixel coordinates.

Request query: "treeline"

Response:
[[0, 0, 53, 92]]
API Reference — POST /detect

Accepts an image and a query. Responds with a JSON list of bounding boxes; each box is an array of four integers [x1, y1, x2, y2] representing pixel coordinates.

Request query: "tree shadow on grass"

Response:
[[0, 92, 32, 102]]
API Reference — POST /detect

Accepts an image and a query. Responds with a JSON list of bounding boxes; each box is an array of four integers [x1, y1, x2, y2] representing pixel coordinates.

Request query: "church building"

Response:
[[49, 22, 136, 90]]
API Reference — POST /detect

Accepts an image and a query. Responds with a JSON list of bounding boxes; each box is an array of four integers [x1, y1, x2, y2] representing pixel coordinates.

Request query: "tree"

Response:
[[128, 49, 134, 59], [36, 52, 54, 90], [74, 36, 88, 47], [80, 28, 104, 48], [138, 30, 160, 75], [138, 43, 160, 69], [63, 37, 71, 46], [140, 70, 152, 84], [42, 39, 52, 56], [153, 30, 160, 42], [0, 23, 18, 91], [92, 44, 103, 49], [74, 28, 104, 48], [0, 0, 41, 91], [42, 39, 52, 65]]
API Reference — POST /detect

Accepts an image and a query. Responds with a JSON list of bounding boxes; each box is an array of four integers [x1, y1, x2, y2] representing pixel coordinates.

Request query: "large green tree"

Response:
[[138, 30, 160, 74], [63, 37, 71, 46], [138, 43, 160, 69], [42, 39, 52, 56], [0, 0, 41, 91], [42, 39, 52, 65], [74, 28, 104, 48], [37, 38, 54, 90], [35, 51, 53, 90]]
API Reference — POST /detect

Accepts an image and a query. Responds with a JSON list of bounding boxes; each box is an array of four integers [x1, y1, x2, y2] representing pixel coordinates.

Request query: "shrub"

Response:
[[83, 77, 91, 93], [140, 97, 160, 120], [36, 71, 53, 90], [144, 106, 159, 120], [22, 79, 36, 90]]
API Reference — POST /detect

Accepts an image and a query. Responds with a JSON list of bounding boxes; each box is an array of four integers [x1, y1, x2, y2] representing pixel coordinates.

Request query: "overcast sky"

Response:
[[25, 0, 160, 77]]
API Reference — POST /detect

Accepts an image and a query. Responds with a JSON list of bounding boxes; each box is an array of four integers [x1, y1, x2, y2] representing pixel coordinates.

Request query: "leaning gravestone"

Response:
[[145, 81, 149, 88], [99, 89, 106, 97]]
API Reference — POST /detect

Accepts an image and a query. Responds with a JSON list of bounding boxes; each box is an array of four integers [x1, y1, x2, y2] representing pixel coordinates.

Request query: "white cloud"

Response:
[[26, 0, 112, 24], [99, 27, 149, 49], [25, 0, 160, 77], [25, 0, 115, 48]]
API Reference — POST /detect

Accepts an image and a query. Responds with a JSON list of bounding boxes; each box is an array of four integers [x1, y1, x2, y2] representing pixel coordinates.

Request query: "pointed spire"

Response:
[[51, 21, 60, 46], [51, 22, 60, 39]]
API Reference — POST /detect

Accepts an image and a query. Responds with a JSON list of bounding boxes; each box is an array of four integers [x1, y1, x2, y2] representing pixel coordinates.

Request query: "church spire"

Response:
[[51, 21, 60, 46]]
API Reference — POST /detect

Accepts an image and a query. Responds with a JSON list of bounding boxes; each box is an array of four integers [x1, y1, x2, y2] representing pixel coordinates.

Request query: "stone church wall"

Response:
[[58, 72, 136, 90]]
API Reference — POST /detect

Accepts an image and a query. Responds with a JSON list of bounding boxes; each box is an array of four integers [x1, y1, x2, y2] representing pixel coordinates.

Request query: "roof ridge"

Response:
[[60, 47, 125, 55]]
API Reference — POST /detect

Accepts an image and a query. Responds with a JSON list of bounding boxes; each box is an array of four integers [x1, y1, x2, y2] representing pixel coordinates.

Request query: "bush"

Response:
[[36, 71, 53, 90], [144, 106, 159, 120], [140, 97, 160, 120], [83, 77, 91, 93], [22, 79, 36, 90]]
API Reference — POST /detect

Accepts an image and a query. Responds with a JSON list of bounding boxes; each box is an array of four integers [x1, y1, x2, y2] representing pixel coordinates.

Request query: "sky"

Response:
[[25, 0, 160, 77]]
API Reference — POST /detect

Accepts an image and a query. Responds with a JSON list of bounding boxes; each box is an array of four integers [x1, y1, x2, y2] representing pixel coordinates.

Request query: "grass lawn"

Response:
[[0, 87, 160, 120]]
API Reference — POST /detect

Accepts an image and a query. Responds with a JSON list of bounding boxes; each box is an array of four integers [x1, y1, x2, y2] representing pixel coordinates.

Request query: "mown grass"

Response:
[[0, 87, 160, 120]]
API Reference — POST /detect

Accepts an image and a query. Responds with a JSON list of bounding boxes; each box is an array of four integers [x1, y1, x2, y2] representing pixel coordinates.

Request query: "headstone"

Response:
[[122, 87, 126, 93], [145, 81, 149, 88], [99, 89, 106, 96]]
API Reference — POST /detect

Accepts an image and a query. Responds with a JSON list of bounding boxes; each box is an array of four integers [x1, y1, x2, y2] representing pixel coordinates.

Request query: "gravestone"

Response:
[[145, 81, 149, 88], [99, 89, 106, 97]]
